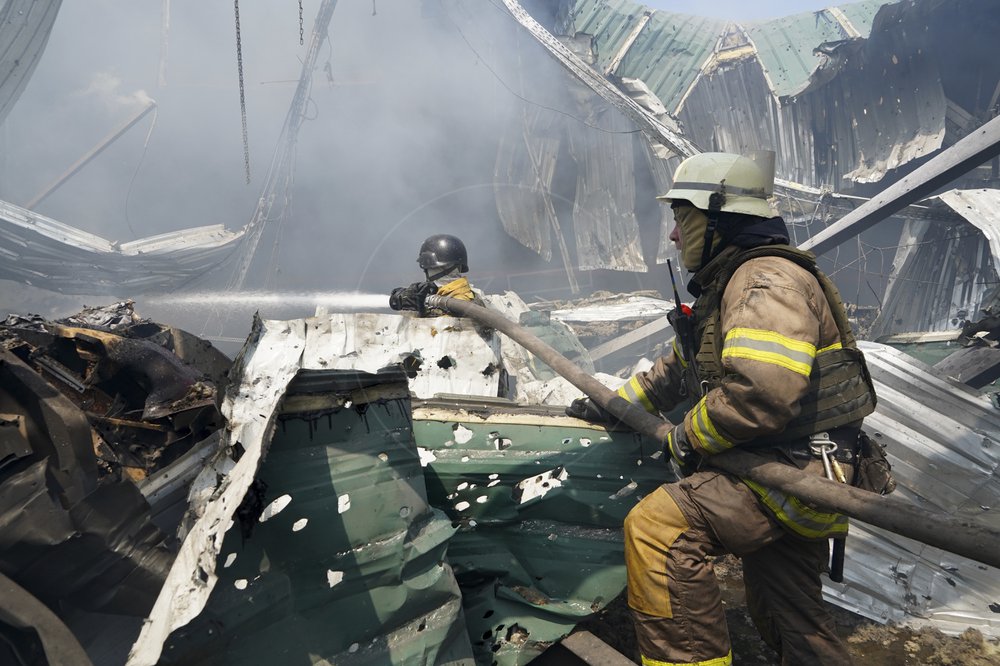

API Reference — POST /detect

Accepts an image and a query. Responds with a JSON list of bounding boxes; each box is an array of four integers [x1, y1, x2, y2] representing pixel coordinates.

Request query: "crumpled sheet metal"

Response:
[[160, 372, 473, 664], [493, 103, 561, 263], [0, 458, 173, 617], [824, 342, 1000, 637], [549, 295, 670, 323], [302, 313, 502, 400], [0, 198, 244, 294], [413, 402, 671, 664], [870, 208, 995, 337], [0, 0, 61, 125], [482, 292, 624, 407], [129, 313, 487, 665], [127, 316, 306, 666], [939, 188, 1000, 277]]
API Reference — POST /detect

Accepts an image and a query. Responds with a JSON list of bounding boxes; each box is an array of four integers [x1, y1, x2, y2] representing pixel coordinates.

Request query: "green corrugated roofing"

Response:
[[746, 1, 889, 98], [837, 0, 886, 35], [571, 0, 725, 111], [570, 0, 896, 103]]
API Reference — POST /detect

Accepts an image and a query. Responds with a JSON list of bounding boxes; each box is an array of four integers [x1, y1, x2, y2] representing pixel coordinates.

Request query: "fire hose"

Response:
[[425, 294, 1000, 570]]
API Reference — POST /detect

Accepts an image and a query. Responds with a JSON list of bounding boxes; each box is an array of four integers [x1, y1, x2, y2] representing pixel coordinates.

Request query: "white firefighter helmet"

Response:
[[658, 152, 775, 218]]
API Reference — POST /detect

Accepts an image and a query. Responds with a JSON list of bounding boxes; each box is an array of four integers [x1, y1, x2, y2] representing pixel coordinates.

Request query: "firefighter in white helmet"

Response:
[[569, 152, 876, 665]]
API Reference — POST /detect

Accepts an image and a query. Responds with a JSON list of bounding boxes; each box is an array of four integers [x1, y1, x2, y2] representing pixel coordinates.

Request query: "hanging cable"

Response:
[[299, 0, 304, 45], [124, 106, 160, 239], [234, 0, 251, 183]]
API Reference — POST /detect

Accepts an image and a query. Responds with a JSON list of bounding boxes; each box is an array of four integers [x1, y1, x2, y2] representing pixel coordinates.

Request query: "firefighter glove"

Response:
[[565, 397, 614, 423], [389, 281, 437, 314], [667, 424, 701, 478]]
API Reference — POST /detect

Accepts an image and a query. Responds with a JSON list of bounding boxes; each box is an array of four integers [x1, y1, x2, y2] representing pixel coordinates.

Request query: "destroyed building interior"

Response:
[[1, 0, 1000, 664]]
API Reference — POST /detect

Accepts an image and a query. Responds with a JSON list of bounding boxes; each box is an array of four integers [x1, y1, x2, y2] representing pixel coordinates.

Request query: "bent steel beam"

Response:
[[803, 115, 1000, 255]]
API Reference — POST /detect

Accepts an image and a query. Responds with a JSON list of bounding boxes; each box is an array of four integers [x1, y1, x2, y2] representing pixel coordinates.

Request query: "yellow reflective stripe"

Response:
[[436, 276, 474, 300], [722, 327, 816, 377], [743, 480, 849, 539], [817, 341, 843, 354], [672, 337, 688, 368], [689, 397, 732, 454], [617, 376, 657, 414], [641, 649, 732, 666]]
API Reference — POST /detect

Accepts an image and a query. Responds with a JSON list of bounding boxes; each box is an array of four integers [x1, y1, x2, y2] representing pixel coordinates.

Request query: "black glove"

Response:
[[389, 281, 437, 314], [666, 424, 701, 478], [565, 397, 615, 423]]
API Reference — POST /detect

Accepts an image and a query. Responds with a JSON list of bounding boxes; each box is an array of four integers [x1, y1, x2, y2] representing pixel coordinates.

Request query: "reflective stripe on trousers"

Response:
[[623, 475, 853, 665]]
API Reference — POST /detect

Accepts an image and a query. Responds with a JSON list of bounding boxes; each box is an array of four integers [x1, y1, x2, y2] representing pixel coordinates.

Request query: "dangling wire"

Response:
[[234, 0, 251, 183], [124, 106, 160, 239], [298, 0, 304, 45]]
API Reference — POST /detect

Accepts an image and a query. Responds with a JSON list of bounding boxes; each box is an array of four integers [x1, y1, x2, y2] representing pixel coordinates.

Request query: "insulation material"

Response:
[[827, 342, 1000, 638], [301, 312, 503, 399]]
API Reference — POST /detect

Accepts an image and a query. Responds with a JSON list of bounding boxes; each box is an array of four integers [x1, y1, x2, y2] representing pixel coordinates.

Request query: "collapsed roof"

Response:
[[489, 0, 1000, 331]]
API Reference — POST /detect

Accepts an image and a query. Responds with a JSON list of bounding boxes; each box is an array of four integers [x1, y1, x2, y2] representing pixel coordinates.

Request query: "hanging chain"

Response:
[[298, 0, 304, 45], [234, 0, 251, 183]]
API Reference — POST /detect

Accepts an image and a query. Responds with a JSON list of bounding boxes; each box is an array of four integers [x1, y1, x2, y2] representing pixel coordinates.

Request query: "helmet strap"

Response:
[[699, 185, 726, 269]]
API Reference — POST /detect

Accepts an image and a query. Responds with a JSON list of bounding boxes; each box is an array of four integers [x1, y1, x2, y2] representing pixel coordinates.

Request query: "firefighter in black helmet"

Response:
[[389, 234, 482, 315]]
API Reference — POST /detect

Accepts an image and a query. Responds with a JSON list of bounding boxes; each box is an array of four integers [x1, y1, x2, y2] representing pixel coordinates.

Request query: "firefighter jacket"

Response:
[[618, 243, 877, 539]]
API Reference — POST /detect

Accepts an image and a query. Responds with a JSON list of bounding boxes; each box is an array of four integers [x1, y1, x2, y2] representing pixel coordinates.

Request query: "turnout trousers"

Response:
[[623, 470, 853, 666]]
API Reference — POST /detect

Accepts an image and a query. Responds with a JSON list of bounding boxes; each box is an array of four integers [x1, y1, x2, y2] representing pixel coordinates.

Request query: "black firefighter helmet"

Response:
[[417, 234, 469, 275]]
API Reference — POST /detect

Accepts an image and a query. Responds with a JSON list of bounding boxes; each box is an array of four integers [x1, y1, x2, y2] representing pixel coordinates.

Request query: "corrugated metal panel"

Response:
[[677, 55, 822, 187], [939, 188, 1000, 271], [0, 0, 61, 125], [677, 4, 945, 190], [494, 105, 560, 263], [414, 400, 670, 664], [827, 341, 1000, 637], [838, 0, 889, 35], [871, 199, 996, 338], [571, 0, 725, 111], [0, 198, 245, 294], [129, 316, 307, 666], [566, 91, 647, 273], [746, 7, 860, 99]]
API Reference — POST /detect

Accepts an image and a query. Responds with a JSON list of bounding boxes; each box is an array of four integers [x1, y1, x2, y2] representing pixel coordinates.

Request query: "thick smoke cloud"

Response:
[[0, 0, 837, 348], [0, 1, 588, 340]]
